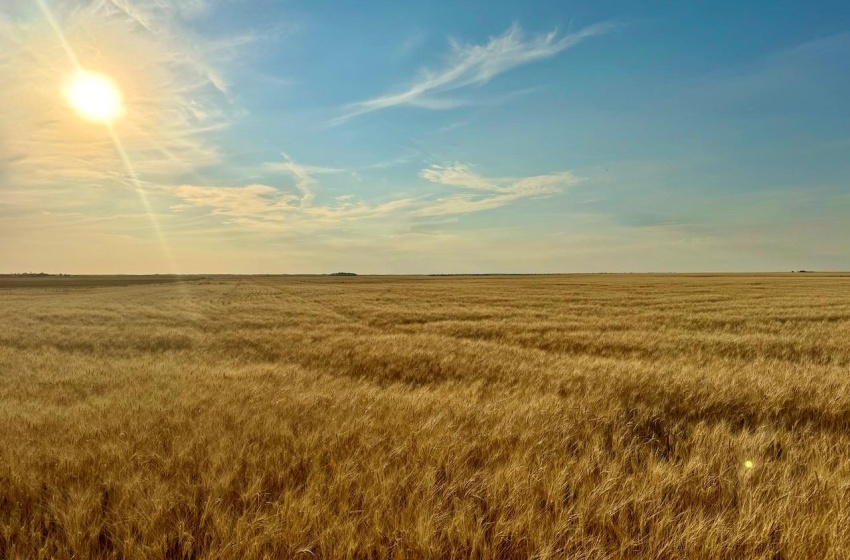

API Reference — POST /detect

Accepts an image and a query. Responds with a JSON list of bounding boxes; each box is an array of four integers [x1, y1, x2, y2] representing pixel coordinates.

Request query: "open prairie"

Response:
[[1, 274, 849, 559]]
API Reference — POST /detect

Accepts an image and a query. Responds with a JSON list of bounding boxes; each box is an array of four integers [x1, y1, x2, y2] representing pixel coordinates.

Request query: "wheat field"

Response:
[[1, 274, 849, 559]]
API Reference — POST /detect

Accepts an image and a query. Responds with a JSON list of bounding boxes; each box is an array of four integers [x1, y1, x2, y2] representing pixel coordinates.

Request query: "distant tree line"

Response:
[[6, 272, 70, 277]]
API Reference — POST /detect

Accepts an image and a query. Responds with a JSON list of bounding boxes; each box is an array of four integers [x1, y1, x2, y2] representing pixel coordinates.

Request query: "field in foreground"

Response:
[[1, 274, 849, 559]]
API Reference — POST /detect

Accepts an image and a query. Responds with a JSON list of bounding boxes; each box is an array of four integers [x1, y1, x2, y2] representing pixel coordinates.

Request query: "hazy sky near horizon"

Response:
[[1, 0, 848, 273]]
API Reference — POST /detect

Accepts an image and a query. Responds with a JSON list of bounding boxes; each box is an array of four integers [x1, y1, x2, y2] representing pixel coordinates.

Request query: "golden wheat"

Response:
[[1, 274, 849, 559]]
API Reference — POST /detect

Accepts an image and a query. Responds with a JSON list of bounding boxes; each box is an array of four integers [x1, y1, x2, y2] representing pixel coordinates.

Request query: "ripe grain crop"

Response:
[[1, 274, 849, 559]]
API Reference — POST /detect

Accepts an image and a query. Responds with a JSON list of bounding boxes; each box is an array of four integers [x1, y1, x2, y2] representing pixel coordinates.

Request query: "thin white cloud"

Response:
[[355, 148, 421, 171], [104, 0, 265, 98], [397, 29, 427, 58], [171, 183, 418, 233], [331, 22, 616, 125], [416, 163, 580, 216], [420, 162, 507, 192], [170, 158, 580, 231], [263, 154, 344, 208], [104, 0, 211, 32], [169, 154, 418, 232], [172, 184, 298, 218]]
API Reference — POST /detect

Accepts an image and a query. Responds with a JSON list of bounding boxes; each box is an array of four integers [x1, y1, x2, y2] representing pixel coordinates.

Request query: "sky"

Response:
[[1, 0, 848, 274]]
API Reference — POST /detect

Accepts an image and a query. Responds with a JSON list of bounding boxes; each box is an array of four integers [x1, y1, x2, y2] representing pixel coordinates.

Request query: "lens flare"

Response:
[[744, 460, 754, 469], [65, 71, 124, 123]]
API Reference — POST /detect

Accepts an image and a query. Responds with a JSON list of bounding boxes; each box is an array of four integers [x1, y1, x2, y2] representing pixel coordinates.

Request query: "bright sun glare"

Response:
[[64, 71, 124, 123]]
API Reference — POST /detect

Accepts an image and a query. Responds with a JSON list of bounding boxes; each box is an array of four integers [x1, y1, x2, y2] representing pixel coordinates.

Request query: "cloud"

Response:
[[356, 148, 421, 171], [104, 0, 270, 99], [171, 182, 418, 233], [169, 154, 419, 232], [671, 32, 850, 118], [105, 0, 211, 27], [262, 154, 344, 208], [170, 158, 579, 231], [331, 22, 616, 125], [416, 163, 580, 216], [420, 162, 507, 192], [172, 184, 298, 218], [397, 29, 427, 59]]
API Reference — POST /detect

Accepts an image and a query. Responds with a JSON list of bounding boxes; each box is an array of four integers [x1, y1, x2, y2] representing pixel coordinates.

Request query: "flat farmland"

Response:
[[1, 274, 849, 559]]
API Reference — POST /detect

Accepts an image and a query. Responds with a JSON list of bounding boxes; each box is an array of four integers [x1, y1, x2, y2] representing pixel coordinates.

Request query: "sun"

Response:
[[64, 71, 124, 123]]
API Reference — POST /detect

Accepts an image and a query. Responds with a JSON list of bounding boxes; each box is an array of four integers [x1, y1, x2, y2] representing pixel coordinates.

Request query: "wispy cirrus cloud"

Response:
[[170, 157, 580, 231], [420, 162, 506, 191], [330, 22, 617, 125], [262, 153, 344, 208], [171, 155, 415, 231], [415, 162, 580, 216], [171, 183, 417, 233], [103, 0, 286, 99], [105, 0, 211, 27], [396, 29, 427, 59], [172, 184, 297, 219]]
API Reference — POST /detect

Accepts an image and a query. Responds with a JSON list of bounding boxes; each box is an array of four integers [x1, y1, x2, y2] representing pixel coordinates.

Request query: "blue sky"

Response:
[[1, 0, 848, 273]]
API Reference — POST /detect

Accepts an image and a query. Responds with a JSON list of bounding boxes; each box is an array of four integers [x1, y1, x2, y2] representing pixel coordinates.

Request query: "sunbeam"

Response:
[[34, 0, 80, 71], [108, 125, 180, 276]]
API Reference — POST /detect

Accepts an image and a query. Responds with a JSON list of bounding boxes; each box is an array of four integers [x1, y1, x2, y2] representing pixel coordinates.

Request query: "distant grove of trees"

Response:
[[329, 272, 357, 276], [6, 272, 70, 277]]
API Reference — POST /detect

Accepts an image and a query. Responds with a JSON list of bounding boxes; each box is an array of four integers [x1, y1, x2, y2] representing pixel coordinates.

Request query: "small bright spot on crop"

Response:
[[65, 71, 124, 123], [744, 460, 754, 469]]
